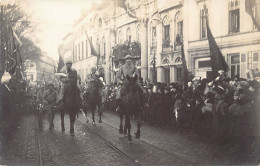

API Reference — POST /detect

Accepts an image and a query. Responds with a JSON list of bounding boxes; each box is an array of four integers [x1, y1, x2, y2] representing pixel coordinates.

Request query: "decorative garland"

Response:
[[112, 41, 141, 61]]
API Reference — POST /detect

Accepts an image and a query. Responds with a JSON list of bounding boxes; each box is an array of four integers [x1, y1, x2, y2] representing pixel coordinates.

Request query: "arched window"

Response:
[[136, 25, 140, 42], [102, 36, 106, 62], [162, 15, 170, 48], [118, 30, 123, 44], [162, 58, 170, 64], [126, 27, 131, 42], [96, 38, 100, 56], [175, 11, 183, 45], [175, 56, 182, 63]]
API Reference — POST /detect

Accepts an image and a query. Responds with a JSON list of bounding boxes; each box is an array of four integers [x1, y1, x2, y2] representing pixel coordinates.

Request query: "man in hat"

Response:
[[43, 83, 57, 130], [84, 66, 103, 122], [116, 55, 140, 84], [115, 55, 143, 111], [57, 60, 82, 131]]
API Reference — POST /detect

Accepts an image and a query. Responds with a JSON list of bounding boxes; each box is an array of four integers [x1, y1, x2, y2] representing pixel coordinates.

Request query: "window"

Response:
[[102, 37, 106, 63], [118, 30, 123, 44], [151, 27, 157, 48], [126, 28, 131, 42], [78, 44, 80, 60], [253, 52, 259, 69], [86, 40, 88, 58], [229, 54, 240, 79], [82, 42, 84, 59], [200, 8, 208, 39], [198, 60, 211, 68], [75, 45, 77, 61], [175, 12, 183, 40], [229, 0, 240, 34], [163, 15, 170, 48], [136, 25, 140, 42]]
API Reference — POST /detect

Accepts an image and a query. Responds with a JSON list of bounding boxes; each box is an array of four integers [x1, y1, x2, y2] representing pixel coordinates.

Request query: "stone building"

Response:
[[61, 0, 260, 84]]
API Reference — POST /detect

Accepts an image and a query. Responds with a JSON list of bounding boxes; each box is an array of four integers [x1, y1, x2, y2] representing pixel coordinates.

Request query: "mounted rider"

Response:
[[116, 55, 144, 110], [57, 60, 81, 105]]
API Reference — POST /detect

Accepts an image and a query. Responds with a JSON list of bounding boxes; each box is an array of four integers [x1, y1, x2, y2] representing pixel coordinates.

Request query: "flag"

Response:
[[84, 30, 100, 67], [181, 44, 188, 90], [245, 0, 260, 30], [206, 19, 229, 79], [84, 30, 98, 56], [57, 55, 64, 72], [115, 0, 136, 18]]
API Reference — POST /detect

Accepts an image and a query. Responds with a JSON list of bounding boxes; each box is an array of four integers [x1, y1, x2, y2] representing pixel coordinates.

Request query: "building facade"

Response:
[[61, 0, 260, 84], [24, 55, 56, 83]]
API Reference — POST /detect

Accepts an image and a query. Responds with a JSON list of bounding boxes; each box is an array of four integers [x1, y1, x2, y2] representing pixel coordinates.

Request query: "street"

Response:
[[0, 110, 259, 166]]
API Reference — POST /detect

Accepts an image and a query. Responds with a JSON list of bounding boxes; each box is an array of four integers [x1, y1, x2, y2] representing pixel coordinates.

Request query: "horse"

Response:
[[61, 84, 81, 135], [83, 78, 103, 125], [118, 75, 143, 142]]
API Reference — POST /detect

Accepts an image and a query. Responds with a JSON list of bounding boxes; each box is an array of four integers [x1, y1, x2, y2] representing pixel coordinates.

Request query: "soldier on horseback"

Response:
[[116, 55, 142, 110], [116, 55, 144, 141], [57, 60, 82, 135], [84, 66, 103, 124]]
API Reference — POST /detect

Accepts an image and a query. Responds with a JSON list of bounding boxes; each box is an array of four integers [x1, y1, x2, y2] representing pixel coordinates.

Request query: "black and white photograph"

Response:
[[0, 0, 259, 165]]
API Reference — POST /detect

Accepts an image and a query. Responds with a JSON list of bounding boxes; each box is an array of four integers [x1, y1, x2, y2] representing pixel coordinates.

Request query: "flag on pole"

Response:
[[84, 30, 100, 68], [57, 55, 64, 72], [181, 44, 188, 90], [245, 0, 260, 30], [115, 0, 136, 18], [206, 19, 229, 79]]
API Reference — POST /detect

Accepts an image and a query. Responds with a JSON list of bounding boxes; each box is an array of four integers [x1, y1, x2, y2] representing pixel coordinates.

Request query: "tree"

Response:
[[0, 2, 37, 82]]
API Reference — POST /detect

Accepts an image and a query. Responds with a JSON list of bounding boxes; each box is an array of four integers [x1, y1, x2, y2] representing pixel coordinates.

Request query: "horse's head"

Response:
[[124, 75, 139, 93]]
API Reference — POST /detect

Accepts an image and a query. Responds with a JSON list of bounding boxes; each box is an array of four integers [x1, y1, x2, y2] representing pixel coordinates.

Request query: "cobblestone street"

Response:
[[0, 110, 259, 166]]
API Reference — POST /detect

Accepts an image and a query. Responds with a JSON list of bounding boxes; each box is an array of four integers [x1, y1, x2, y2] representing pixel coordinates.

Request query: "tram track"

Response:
[[76, 119, 142, 166], [77, 116, 195, 166], [35, 112, 43, 166], [101, 119, 196, 165]]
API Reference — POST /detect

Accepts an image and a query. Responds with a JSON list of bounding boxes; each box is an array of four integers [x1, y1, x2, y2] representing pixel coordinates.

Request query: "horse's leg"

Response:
[[135, 111, 142, 139], [98, 105, 102, 123], [119, 112, 123, 134], [61, 108, 65, 132], [92, 106, 96, 125], [123, 115, 127, 135], [125, 115, 132, 142], [69, 110, 76, 136]]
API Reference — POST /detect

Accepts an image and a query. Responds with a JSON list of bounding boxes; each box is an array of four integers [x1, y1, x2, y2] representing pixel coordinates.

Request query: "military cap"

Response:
[[124, 55, 133, 60], [66, 60, 72, 64]]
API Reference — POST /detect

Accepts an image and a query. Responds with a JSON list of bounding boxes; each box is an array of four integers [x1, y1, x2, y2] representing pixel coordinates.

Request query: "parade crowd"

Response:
[[102, 69, 260, 150], [26, 67, 260, 151]]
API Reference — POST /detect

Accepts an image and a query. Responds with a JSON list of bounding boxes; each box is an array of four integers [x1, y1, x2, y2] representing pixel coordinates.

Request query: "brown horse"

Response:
[[83, 79, 103, 125], [61, 84, 81, 135], [119, 75, 143, 142]]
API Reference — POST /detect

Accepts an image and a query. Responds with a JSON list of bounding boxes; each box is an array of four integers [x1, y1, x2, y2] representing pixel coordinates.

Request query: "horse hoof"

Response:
[[119, 128, 123, 134], [61, 128, 65, 132], [70, 132, 75, 136], [128, 137, 132, 143], [92, 121, 96, 125], [99, 119, 102, 123]]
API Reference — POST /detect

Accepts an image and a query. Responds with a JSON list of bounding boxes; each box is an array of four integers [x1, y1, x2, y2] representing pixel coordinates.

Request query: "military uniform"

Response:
[[43, 88, 57, 129], [116, 62, 139, 84]]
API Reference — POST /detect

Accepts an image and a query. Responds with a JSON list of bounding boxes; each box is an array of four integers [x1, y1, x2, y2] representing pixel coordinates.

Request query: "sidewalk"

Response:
[[0, 113, 38, 166]]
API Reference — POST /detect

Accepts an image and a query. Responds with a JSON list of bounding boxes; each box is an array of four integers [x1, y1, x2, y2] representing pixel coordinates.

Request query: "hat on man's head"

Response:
[[66, 60, 72, 64], [47, 83, 54, 88], [124, 55, 133, 60]]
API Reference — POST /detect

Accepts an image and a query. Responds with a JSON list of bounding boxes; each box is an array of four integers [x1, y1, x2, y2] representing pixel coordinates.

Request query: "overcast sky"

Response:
[[19, 0, 103, 61]]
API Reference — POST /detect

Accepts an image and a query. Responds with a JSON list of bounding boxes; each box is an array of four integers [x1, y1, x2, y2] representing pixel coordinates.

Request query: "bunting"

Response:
[[115, 0, 137, 18], [245, 0, 260, 30]]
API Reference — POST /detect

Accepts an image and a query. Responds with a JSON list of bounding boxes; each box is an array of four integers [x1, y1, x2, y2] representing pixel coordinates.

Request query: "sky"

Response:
[[19, 0, 103, 61]]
